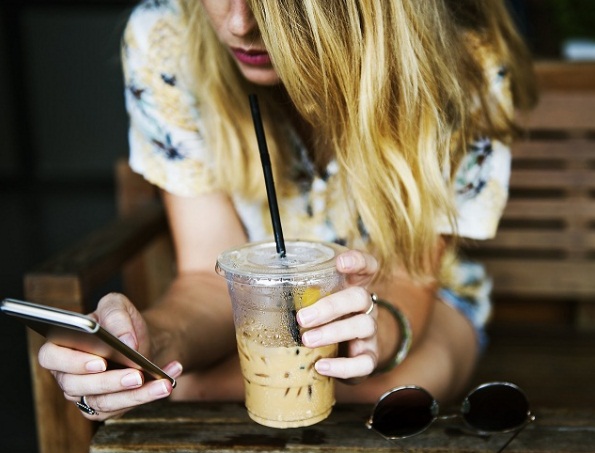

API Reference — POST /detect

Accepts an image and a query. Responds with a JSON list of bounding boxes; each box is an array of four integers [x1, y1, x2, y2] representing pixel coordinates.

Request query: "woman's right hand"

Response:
[[37, 293, 183, 421]]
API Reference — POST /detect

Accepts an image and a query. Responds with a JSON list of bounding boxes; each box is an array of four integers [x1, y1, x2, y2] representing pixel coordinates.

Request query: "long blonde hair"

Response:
[[183, 0, 536, 279]]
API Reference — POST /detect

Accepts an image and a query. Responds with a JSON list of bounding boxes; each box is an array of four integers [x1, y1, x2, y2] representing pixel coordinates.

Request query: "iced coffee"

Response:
[[216, 240, 346, 428]]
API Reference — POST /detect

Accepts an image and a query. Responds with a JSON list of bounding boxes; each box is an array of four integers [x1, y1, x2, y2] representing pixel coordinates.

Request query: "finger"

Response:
[[39, 342, 107, 375], [163, 360, 184, 379], [59, 361, 183, 402], [297, 286, 374, 328], [69, 395, 121, 422], [56, 368, 145, 398], [336, 250, 379, 286], [95, 293, 140, 350], [314, 354, 376, 379], [301, 313, 376, 348], [69, 379, 173, 415]]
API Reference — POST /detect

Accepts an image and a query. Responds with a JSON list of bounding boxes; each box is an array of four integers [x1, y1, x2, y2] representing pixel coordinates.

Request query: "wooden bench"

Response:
[[21, 61, 595, 453]]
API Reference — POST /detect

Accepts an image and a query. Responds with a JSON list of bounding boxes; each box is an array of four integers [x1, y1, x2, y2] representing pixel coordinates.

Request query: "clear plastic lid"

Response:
[[216, 240, 346, 284]]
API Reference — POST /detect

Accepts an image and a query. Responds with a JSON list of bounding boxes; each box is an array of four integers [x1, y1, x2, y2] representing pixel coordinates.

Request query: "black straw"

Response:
[[249, 94, 286, 257]]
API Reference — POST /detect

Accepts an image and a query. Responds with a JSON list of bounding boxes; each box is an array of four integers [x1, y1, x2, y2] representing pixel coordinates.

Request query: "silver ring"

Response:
[[76, 396, 98, 416], [365, 293, 377, 315]]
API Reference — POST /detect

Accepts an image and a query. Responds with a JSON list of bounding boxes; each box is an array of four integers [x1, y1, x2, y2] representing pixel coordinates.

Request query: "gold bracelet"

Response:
[[372, 296, 412, 375]]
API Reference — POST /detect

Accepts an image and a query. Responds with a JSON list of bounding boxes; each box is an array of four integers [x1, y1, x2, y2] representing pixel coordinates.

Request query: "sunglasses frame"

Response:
[[366, 381, 535, 452]]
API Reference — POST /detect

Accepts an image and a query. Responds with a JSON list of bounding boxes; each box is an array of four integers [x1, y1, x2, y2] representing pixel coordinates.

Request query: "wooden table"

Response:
[[90, 401, 594, 452]]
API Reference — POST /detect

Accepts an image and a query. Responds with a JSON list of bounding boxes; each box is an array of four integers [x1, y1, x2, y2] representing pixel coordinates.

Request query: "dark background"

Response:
[[0, 1, 593, 452], [0, 2, 135, 451]]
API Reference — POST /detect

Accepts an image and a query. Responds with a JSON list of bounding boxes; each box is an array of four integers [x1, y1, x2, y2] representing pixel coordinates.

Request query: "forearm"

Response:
[[145, 190, 247, 371], [371, 238, 445, 371], [371, 272, 437, 372], [143, 270, 237, 371], [408, 300, 479, 402]]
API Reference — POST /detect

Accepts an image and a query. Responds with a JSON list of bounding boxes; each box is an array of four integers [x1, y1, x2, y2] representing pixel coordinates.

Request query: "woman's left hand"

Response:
[[296, 249, 379, 382]]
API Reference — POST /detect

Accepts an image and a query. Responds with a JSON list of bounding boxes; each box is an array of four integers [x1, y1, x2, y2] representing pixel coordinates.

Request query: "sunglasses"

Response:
[[366, 381, 535, 453]]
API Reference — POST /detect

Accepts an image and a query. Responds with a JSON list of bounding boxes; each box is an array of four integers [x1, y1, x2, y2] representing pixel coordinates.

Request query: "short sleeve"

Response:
[[437, 33, 514, 240], [438, 137, 511, 239], [122, 0, 218, 197]]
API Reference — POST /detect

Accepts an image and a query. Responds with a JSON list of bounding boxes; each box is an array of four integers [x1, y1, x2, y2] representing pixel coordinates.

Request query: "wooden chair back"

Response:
[[23, 162, 172, 453]]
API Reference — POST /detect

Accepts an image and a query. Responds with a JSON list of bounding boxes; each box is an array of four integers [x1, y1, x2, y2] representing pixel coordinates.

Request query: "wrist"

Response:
[[372, 296, 412, 375], [144, 309, 178, 364]]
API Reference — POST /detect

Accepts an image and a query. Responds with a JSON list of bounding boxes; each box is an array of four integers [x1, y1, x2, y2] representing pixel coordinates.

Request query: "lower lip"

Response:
[[232, 49, 272, 67]]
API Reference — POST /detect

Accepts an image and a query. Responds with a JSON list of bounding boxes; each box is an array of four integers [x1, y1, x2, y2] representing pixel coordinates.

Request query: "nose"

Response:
[[228, 0, 257, 37]]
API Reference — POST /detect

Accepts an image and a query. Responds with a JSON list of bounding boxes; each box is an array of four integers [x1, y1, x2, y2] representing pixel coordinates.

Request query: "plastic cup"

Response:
[[216, 240, 347, 428]]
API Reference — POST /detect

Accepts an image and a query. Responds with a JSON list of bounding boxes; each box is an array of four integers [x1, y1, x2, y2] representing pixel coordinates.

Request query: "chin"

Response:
[[241, 67, 281, 86]]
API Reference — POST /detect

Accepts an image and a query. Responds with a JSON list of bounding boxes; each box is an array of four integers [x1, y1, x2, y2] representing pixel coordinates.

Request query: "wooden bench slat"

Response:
[[509, 169, 595, 189], [521, 92, 595, 130], [512, 140, 595, 160], [502, 200, 595, 219], [484, 259, 595, 296], [471, 230, 595, 251], [535, 61, 595, 92]]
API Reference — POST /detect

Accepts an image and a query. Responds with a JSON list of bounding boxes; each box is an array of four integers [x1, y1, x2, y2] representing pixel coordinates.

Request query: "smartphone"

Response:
[[1, 298, 176, 386]]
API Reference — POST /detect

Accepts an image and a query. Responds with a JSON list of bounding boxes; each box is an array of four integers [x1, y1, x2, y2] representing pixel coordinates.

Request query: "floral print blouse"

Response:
[[121, 0, 514, 349]]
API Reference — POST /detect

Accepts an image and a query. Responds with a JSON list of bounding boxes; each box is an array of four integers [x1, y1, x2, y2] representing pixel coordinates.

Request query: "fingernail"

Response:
[[302, 329, 322, 346], [85, 359, 107, 372], [118, 333, 137, 350], [164, 361, 183, 378], [121, 372, 143, 388], [297, 307, 317, 326], [339, 254, 355, 270], [315, 360, 331, 373], [149, 381, 170, 397]]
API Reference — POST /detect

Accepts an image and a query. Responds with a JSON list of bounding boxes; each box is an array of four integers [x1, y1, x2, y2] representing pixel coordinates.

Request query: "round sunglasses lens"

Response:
[[371, 387, 435, 438], [463, 383, 529, 432]]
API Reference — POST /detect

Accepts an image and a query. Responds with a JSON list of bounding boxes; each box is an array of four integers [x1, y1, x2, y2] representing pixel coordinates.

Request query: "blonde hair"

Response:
[[182, 1, 282, 198], [182, 0, 536, 279]]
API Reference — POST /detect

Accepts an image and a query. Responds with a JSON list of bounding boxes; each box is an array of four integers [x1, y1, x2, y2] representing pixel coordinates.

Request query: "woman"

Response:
[[39, 0, 536, 421]]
